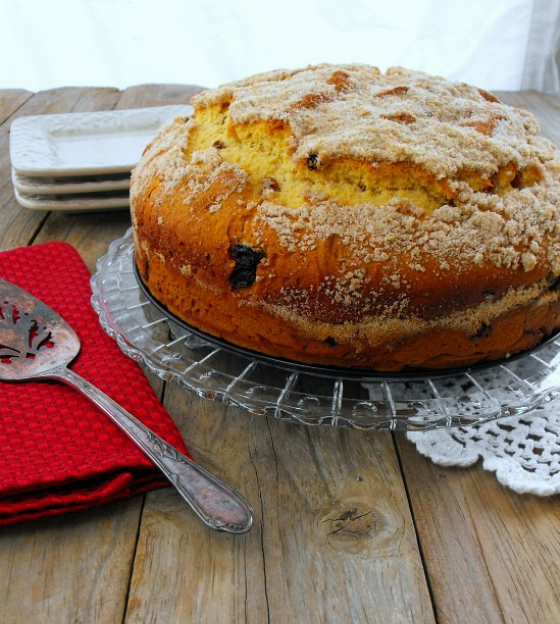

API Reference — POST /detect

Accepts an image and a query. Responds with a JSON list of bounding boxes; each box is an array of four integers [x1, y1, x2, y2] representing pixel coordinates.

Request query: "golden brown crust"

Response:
[[130, 64, 560, 371]]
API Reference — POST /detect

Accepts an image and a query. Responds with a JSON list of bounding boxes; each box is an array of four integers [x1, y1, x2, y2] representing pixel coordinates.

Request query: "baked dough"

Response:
[[131, 64, 560, 371]]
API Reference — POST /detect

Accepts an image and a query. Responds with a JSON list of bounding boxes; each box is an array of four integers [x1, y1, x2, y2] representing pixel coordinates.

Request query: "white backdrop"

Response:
[[1, 0, 559, 93]]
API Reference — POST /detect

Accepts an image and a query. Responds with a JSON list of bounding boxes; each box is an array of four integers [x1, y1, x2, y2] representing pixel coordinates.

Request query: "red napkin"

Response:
[[0, 241, 189, 525]]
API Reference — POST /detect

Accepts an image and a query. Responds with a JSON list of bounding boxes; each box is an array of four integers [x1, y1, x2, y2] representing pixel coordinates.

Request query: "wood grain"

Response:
[[0, 502, 141, 624], [115, 83, 206, 109], [125, 361, 434, 622], [0, 89, 32, 120], [395, 435, 560, 624]]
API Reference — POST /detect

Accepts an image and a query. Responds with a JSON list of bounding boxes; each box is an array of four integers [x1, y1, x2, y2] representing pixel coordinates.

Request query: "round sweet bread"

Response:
[[130, 64, 560, 371]]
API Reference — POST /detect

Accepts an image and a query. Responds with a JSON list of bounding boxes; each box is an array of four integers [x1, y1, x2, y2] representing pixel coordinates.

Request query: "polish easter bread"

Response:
[[130, 64, 560, 371]]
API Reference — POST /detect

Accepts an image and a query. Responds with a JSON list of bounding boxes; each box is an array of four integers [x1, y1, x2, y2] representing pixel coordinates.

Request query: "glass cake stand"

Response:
[[90, 229, 560, 431]]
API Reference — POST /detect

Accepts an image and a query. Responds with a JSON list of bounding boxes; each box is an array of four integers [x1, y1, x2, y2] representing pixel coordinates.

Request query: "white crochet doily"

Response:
[[407, 404, 560, 496]]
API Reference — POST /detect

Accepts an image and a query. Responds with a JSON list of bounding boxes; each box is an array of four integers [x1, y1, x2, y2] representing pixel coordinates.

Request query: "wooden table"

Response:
[[0, 84, 559, 624]]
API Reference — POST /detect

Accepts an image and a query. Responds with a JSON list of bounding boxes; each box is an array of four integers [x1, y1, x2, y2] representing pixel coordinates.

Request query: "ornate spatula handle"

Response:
[[48, 365, 253, 534]]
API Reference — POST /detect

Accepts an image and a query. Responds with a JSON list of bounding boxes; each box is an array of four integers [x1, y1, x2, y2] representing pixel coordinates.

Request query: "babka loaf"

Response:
[[130, 64, 560, 371]]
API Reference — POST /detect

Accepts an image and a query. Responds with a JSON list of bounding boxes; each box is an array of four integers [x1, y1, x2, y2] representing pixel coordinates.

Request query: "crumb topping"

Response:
[[192, 64, 554, 180], [131, 118, 248, 210], [131, 64, 560, 288], [255, 159, 560, 272]]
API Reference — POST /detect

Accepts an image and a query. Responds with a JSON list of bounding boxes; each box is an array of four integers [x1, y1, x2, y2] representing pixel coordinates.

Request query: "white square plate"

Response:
[[14, 187, 129, 212], [12, 169, 130, 195], [10, 105, 192, 177]]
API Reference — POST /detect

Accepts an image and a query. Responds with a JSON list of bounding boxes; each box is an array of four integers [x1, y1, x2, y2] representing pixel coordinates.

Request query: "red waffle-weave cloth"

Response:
[[0, 241, 189, 525]]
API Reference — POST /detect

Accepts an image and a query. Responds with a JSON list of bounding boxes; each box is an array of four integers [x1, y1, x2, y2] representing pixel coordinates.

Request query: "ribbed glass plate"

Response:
[[91, 229, 560, 430]]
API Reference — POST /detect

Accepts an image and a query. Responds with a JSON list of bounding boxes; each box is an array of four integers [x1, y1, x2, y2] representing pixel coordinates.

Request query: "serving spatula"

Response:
[[0, 278, 253, 534]]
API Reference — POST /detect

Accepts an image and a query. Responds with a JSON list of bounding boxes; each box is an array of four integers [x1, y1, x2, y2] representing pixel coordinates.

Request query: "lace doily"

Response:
[[407, 404, 560, 496]]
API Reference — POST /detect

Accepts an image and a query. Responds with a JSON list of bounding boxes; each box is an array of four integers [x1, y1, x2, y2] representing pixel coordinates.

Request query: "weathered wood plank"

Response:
[[0, 502, 141, 624], [125, 370, 435, 622], [395, 435, 560, 624], [115, 83, 206, 109], [394, 437, 508, 624], [0, 90, 43, 252], [0, 89, 33, 121], [32, 209, 131, 272]]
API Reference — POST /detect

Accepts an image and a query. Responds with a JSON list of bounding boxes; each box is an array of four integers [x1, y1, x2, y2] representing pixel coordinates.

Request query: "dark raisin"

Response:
[[307, 153, 319, 171], [213, 140, 225, 149], [549, 275, 560, 292], [229, 244, 266, 289], [473, 322, 491, 338], [325, 336, 337, 347]]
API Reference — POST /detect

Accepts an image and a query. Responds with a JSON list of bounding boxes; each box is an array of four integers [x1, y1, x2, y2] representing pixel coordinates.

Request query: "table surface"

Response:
[[0, 84, 559, 624]]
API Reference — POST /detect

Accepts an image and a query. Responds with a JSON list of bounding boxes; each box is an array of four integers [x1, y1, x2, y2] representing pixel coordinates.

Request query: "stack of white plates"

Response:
[[10, 105, 192, 212]]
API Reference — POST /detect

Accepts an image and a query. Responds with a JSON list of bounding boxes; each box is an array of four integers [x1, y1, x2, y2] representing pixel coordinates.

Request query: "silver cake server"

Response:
[[0, 278, 253, 534]]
